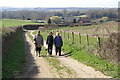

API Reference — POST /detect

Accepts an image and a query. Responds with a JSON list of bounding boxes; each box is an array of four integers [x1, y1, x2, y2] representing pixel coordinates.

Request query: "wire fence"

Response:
[[45, 30, 106, 52], [41, 29, 119, 63]]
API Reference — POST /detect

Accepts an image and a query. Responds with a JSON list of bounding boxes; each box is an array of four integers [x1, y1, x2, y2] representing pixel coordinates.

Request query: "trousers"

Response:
[[48, 45, 53, 55], [55, 47, 61, 56]]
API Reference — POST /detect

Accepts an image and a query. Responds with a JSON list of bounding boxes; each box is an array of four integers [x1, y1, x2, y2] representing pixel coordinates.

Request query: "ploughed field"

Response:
[[57, 21, 118, 36]]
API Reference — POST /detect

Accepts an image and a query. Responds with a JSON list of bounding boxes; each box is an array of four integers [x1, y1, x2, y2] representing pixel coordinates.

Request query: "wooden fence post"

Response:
[[72, 32, 74, 42], [86, 35, 89, 47], [68, 32, 69, 40], [97, 36, 101, 49], [79, 33, 81, 44]]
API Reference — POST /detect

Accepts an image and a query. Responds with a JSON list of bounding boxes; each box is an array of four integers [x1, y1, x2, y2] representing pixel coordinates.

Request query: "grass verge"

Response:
[[60, 30, 119, 78], [62, 41, 119, 78], [2, 30, 26, 78]]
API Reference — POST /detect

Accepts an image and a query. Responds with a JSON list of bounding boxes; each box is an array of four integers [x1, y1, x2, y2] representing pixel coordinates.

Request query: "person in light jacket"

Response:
[[34, 31, 44, 57], [46, 32, 53, 55], [54, 32, 63, 56]]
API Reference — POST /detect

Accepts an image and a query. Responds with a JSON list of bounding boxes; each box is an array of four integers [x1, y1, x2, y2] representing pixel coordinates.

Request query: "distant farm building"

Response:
[[74, 15, 91, 23], [37, 20, 44, 23]]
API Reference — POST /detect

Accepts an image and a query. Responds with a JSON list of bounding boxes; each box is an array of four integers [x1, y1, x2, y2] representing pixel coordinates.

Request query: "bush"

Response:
[[50, 16, 62, 24], [100, 33, 120, 64]]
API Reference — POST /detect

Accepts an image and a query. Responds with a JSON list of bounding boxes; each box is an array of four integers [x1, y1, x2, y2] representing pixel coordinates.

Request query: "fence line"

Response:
[[47, 29, 109, 51], [58, 30, 109, 38], [44, 29, 118, 64]]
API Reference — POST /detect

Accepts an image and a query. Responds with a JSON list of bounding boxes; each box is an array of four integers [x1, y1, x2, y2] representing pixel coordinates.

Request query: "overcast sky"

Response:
[[0, 0, 119, 8]]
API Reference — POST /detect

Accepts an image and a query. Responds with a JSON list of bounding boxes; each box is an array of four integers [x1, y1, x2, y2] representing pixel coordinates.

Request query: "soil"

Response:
[[22, 32, 60, 78]]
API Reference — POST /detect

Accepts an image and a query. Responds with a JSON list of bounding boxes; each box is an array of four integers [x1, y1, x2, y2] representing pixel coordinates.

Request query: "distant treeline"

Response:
[[2, 8, 118, 21]]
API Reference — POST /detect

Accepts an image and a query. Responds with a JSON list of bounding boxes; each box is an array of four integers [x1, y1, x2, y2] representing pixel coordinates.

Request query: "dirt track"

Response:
[[22, 30, 112, 78], [23, 32, 60, 78]]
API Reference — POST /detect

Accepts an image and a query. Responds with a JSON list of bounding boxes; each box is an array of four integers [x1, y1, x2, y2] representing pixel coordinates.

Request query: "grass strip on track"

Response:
[[41, 48, 76, 78]]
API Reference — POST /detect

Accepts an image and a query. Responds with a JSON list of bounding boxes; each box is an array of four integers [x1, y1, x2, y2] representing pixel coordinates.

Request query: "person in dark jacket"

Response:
[[46, 32, 53, 55], [54, 32, 63, 56]]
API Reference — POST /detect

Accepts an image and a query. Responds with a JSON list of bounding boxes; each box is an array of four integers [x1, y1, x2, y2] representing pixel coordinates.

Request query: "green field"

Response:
[[1, 19, 44, 27]]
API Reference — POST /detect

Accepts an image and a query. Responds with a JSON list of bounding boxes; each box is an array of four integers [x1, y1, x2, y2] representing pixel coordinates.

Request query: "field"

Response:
[[1, 19, 44, 27], [56, 21, 118, 36], [2, 19, 119, 78]]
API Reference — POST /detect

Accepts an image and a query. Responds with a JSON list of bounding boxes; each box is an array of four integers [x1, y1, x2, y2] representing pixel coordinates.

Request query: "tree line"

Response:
[[2, 8, 118, 22]]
